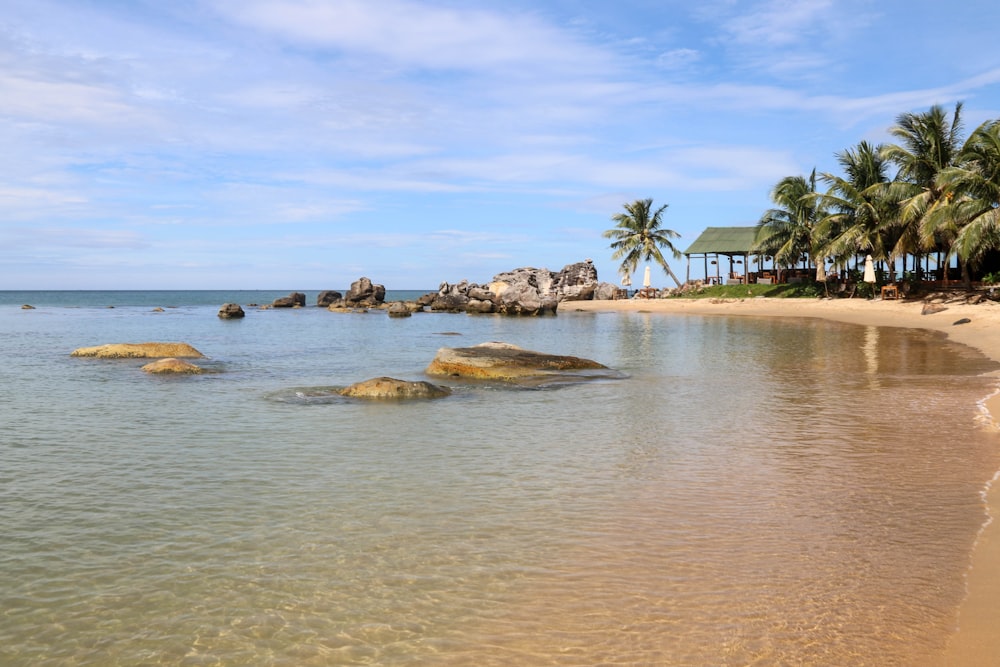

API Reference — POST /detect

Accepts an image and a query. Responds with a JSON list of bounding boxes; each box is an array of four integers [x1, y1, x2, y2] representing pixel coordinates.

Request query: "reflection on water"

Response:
[[1, 304, 998, 666]]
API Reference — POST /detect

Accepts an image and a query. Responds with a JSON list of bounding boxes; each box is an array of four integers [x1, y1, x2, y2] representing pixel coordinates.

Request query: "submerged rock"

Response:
[[339, 377, 451, 399], [71, 342, 205, 358], [141, 358, 204, 374], [425, 341, 607, 381], [387, 302, 413, 317]]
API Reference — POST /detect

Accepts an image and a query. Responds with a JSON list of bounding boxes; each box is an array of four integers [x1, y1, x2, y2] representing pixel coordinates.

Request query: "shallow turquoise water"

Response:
[[2, 294, 998, 665]]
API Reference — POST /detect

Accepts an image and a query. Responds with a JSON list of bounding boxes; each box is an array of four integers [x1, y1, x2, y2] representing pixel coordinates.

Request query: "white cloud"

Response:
[[657, 48, 701, 70], [211, 0, 611, 73]]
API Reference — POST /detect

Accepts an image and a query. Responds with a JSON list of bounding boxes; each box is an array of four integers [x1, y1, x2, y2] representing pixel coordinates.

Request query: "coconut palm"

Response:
[[754, 170, 826, 278], [604, 198, 682, 287], [929, 120, 1000, 272], [881, 103, 967, 276], [815, 141, 895, 276]]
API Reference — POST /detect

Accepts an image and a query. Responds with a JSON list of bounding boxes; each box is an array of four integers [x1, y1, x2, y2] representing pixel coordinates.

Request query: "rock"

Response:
[[387, 302, 412, 318], [593, 282, 619, 300], [273, 292, 306, 308], [425, 341, 607, 381], [21, 304, 34, 309], [466, 298, 495, 313], [953, 318, 972, 325], [921, 303, 948, 315], [345, 277, 386, 307], [317, 290, 343, 307], [218, 303, 245, 319], [71, 342, 205, 358], [555, 259, 599, 301], [152, 307, 165, 312], [339, 377, 451, 399], [430, 292, 470, 312], [141, 358, 204, 374]]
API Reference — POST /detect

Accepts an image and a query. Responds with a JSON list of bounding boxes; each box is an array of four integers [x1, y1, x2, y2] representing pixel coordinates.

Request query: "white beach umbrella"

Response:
[[643, 265, 652, 288], [621, 272, 631, 287], [863, 255, 876, 284]]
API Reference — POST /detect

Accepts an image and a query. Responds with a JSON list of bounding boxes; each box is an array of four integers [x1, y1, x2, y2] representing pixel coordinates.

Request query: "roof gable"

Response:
[[684, 226, 758, 255]]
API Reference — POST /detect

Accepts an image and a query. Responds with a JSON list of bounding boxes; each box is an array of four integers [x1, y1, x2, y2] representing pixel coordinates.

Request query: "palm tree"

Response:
[[604, 198, 682, 287], [881, 102, 967, 279], [754, 170, 825, 279], [929, 120, 1000, 273], [815, 141, 895, 277]]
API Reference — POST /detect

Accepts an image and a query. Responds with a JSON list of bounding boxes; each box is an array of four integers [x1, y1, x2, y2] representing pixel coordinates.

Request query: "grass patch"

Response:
[[670, 283, 826, 299]]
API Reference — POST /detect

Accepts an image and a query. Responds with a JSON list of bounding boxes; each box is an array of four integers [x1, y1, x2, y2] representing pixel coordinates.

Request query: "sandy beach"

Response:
[[566, 295, 1000, 665]]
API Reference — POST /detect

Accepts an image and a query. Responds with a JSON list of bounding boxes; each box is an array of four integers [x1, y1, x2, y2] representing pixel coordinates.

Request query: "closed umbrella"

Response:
[[643, 265, 651, 288], [621, 272, 631, 288], [863, 255, 876, 284]]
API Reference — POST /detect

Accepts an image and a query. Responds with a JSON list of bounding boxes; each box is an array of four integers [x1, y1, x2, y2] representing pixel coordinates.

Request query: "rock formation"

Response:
[[426, 260, 601, 316], [344, 277, 386, 307], [141, 358, 204, 374], [339, 376, 451, 399], [71, 342, 204, 358], [425, 341, 607, 381], [218, 303, 245, 319]]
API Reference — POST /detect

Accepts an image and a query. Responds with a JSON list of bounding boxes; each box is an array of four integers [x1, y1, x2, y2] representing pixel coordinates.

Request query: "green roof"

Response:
[[684, 226, 758, 256]]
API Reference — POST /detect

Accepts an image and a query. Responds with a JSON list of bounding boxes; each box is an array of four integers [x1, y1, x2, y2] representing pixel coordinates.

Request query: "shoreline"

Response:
[[565, 296, 1000, 665]]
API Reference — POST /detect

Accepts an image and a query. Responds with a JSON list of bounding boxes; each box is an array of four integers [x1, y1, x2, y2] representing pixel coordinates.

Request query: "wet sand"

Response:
[[564, 295, 1000, 666]]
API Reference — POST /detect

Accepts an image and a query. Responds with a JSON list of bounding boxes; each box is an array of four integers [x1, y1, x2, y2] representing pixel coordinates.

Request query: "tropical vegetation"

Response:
[[604, 198, 683, 287], [754, 102, 1000, 288]]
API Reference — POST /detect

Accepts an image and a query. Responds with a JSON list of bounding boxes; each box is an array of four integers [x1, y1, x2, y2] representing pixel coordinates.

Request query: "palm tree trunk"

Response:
[[961, 257, 972, 289], [663, 262, 682, 287]]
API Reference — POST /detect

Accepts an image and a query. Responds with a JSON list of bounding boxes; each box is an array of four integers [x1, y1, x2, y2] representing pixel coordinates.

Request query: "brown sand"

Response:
[[564, 296, 1000, 665]]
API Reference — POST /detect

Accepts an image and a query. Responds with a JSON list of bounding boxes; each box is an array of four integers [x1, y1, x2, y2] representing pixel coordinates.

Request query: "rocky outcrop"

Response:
[[71, 342, 205, 359], [141, 358, 204, 374], [317, 290, 343, 307], [425, 341, 607, 382], [218, 303, 245, 319], [344, 277, 386, 307], [339, 377, 451, 399], [273, 292, 306, 308], [426, 260, 600, 316]]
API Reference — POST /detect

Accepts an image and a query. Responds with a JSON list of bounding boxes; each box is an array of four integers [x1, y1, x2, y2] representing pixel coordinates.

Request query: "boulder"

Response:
[[593, 282, 619, 300], [273, 292, 306, 308], [141, 358, 204, 374], [425, 341, 607, 381], [387, 302, 412, 318], [218, 303, 245, 319], [339, 377, 451, 399], [345, 277, 386, 306], [430, 292, 470, 312], [21, 304, 34, 309], [555, 259, 599, 301], [317, 290, 343, 307], [71, 342, 205, 359]]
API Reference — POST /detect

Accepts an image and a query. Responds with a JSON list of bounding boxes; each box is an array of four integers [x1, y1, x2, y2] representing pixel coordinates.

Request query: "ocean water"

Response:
[[2, 291, 999, 666]]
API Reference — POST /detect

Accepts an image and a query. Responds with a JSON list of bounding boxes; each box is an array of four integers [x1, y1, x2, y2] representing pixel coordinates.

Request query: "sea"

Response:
[[2, 290, 999, 666]]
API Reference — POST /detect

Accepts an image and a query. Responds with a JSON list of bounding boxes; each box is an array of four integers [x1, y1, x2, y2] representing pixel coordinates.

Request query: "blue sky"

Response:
[[3, 0, 1000, 290]]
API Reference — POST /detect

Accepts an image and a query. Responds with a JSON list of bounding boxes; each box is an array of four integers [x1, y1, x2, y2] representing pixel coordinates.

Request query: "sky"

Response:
[[3, 0, 1000, 290]]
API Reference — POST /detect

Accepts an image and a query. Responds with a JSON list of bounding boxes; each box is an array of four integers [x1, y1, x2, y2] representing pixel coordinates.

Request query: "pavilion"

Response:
[[683, 227, 760, 285]]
